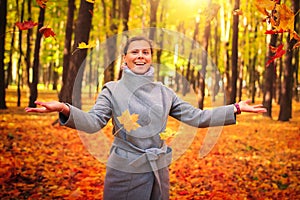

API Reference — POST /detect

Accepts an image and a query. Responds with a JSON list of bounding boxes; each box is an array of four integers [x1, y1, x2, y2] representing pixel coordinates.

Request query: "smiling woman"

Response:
[[122, 37, 153, 75]]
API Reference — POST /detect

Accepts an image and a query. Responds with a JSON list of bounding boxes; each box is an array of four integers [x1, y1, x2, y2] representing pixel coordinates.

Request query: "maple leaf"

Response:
[[39, 26, 56, 38], [77, 42, 96, 49], [15, 21, 38, 30], [36, 0, 47, 8], [266, 44, 286, 67], [117, 109, 140, 132], [275, 4, 295, 35], [254, 0, 276, 16]]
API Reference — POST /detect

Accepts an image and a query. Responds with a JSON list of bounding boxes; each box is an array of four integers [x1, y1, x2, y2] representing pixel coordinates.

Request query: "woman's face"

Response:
[[123, 40, 152, 75]]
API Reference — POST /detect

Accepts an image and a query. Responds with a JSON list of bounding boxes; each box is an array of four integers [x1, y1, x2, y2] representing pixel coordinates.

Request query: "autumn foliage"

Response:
[[1, 90, 299, 199]]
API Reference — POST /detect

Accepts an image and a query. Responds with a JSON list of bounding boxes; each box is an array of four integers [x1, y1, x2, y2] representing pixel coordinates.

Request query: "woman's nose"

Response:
[[137, 51, 143, 58]]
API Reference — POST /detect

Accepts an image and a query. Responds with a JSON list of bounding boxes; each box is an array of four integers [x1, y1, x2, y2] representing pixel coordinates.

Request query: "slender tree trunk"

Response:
[[25, 0, 32, 87], [121, 0, 131, 32], [198, 15, 211, 109], [17, 0, 25, 107], [103, 0, 119, 83], [0, 0, 7, 109], [149, 0, 160, 40], [28, 6, 45, 107], [6, 24, 15, 88], [59, 0, 75, 102], [60, 0, 94, 108], [263, 34, 278, 117], [230, 0, 240, 104]]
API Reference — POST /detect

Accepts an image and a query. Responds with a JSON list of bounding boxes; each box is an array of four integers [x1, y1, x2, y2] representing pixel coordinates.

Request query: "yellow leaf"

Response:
[[86, 0, 95, 3], [254, 0, 276, 16], [275, 4, 295, 34], [77, 41, 96, 49], [117, 109, 140, 132]]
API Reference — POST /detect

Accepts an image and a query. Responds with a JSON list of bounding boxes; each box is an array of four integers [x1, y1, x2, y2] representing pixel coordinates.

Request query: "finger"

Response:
[[253, 104, 264, 108], [244, 99, 251, 104]]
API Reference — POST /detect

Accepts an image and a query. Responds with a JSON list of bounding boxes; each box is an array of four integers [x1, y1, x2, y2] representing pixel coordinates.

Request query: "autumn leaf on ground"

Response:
[[77, 42, 96, 49], [15, 21, 38, 30], [267, 44, 286, 67], [117, 109, 140, 132], [36, 0, 47, 8], [39, 26, 56, 38]]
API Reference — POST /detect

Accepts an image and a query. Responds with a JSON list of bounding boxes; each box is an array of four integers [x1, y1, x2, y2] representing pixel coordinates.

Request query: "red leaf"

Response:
[[39, 26, 56, 38], [15, 21, 38, 30], [266, 44, 286, 67], [265, 29, 286, 34], [36, 0, 47, 8]]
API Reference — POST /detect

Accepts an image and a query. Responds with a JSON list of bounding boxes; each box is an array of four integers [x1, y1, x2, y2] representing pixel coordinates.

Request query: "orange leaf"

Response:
[[39, 26, 56, 38], [275, 4, 295, 34], [36, 0, 47, 8], [293, 41, 300, 50], [233, 9, 243, 16], [117, 109, 140, 132], [15, 20, 38, 30]]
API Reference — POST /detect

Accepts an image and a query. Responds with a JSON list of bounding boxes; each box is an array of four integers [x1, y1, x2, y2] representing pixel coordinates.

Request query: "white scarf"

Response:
[[123, 66, 154, 76]]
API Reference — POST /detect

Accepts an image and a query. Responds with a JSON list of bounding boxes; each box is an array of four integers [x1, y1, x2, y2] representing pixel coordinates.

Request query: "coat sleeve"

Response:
[[169, 92, 236, 128], [59, 85, 113, 133]]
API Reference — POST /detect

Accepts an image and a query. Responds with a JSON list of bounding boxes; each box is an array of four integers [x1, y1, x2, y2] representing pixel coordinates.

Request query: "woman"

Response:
[[26, 36, 266, 200]]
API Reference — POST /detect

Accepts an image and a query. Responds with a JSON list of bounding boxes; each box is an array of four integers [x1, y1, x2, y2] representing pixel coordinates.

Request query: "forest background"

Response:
[[0, 0, 300, 199]]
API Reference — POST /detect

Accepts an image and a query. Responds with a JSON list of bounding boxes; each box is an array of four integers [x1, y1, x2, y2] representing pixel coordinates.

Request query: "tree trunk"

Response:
[[59, 0, 94, 108], [28, 6, 45, 107], [230, 0, 240, 104], [278, 0, 299, 121], [103, 0, 119, 83], [6, 24, 15, 88], [0, 0, 7, 109], [17, 0, 25, 107], [59, 0, 75, 102], [25, 0, 32, 87], [263, 34, 278, 117], [149, 0, 160, 40], [198, 16, 211, 109], [121, 0, 131, 32]]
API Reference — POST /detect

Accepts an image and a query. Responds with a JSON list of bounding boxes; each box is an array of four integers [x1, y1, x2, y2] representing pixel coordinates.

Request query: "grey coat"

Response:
[[60, 69, 236, 200]]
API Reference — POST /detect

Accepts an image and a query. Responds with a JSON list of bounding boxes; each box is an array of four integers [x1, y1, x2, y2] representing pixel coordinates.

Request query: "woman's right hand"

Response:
[[25, 101, 70, 116]]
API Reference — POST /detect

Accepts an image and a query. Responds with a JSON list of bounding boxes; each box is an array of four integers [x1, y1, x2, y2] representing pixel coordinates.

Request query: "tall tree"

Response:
[[28, 6, 45, 107], [17, 0, 25, 107], [103, 0, 119, 83], [0, 0, 7, 109], [263, 34, 278, 117], [149, 0, 160, 40], [59, 0, 94, 108], [278, 0, 299, 121], [121, 0, 131, 32], [25, 0, 32, 88], [230, 0, 240, 104], [59, 0, 75, 102]]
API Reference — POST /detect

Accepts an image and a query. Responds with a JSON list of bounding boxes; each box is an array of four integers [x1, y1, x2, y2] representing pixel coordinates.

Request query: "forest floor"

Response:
[[0, 88, 299, 199]]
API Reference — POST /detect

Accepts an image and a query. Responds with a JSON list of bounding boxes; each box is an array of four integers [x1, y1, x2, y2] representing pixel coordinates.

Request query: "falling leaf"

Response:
[[86, 0, 95, 3], [233, 9, 243, 16], [77, 41, 96, 49], [36, 0, 47, 8], [275, 4, 295, 34], [254, 0, 276, 16], [266, 44, 286, 67], [15, 21, 38, 30], [117, 109, 140, 132], [39, 26, 56, 38], [264, 29, 286, 34]]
